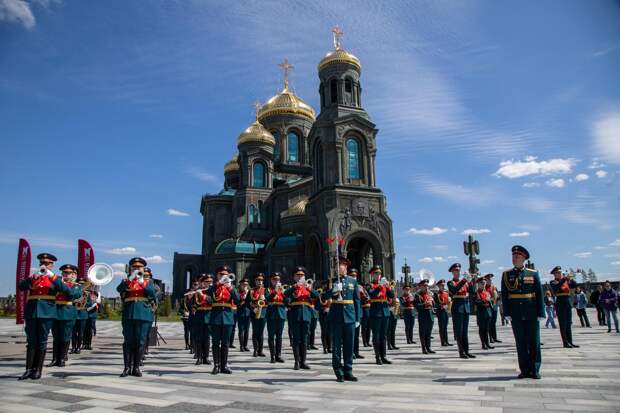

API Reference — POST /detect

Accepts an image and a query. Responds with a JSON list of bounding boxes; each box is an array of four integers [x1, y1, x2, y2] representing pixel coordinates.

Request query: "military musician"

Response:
[[71, 278, 89, 354], [549, 266, 579, 348], [485, 273, 502, 343], [414, 279, 435, 354], [266, 273, 286, 363], [447, 263, 476, 359], [250, 273, 267, 356], [207, 266, 239, 374], [501, 245, 545, 379], [433, 280, 452, 346], [400, 284, 416, 344], [236, 278, 252, 353], [359, 282, 371, 348], [193, 274, 213, 365], [368, 265, 394, 365], [475, 276, 494, 350], [48, 264, 81, 368], [284, 267, 318, 370]]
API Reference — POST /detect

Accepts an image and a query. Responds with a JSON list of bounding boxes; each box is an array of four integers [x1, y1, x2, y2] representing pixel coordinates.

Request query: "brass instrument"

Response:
[[389, 280, 396, 288], [74, 280, 92, 310], [255, 299, 266, 319], [306, 278, 314, 289], [317, 288, 328, 306], [391, 296, 401, 316]]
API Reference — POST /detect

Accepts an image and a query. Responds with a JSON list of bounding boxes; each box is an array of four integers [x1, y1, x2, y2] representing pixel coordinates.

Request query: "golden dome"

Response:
[[236, 120, 276, 147], [257, 86, 316, 121], [318, 47, 361, 72], [281, 198, 308, 218], [224, 155, 239, 174]]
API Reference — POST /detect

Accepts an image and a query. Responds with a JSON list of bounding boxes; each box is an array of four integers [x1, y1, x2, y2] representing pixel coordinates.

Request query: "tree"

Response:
[[157, 295, 172, 317], [587, 268, 597, 283]]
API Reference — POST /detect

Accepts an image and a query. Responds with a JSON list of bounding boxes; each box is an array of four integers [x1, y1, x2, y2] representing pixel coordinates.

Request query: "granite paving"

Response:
[[0, 308, 618, 413]]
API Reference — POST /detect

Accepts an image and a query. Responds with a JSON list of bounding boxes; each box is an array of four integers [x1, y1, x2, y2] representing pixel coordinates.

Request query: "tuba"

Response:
[[77, 263, 115, 307]]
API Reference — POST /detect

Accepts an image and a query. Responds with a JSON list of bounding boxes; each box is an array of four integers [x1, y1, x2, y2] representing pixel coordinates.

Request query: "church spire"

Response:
[[278, 58, 294, 91]]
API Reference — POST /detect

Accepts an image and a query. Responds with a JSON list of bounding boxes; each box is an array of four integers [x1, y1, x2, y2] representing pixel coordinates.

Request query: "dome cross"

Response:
[[332, 25, 344, 50], [278, 58, 294, 90]]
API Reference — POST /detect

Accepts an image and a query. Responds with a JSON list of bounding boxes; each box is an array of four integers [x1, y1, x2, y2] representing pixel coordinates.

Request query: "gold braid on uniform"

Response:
[[503, 270, 519, 292]]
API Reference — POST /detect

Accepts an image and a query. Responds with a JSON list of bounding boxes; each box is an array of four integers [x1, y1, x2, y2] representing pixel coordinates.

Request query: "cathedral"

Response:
[[172, 28, 395, 302]]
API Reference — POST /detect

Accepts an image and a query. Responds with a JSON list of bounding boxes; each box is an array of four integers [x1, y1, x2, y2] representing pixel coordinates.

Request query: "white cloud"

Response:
[[419, 257, 433, 263], [575, 173, 589, 182], [144, 255, 171, 264], [604, 252, 620, 258], [432, 245, 448, 250], [592, 109, 620, 164], [494, 156, 576, 179], [596, 170, 608, 178], [412, 175, 497, 207], [588, 159, 606, 169], [461, 228, 490, 235], [111, 263, 126, 270], [594, 246, 609, 250], [0, 0, 35, 29], [447, 256, 458, 259], [546, 178, 565, 188], [106, 247, 137, 255], [509, 232, 530, 237], [574, 252, 592, 258], [610, 239, 620, 247], [522, 182, 540, 188], [167, 208, 190, 217], [150, 234, 164, 239], [409, 227, 448, 236], [611, 261, 620, 267], [433, 256, 446, 263], [187, 167, 219, 184], [480, 259, 495, 265]]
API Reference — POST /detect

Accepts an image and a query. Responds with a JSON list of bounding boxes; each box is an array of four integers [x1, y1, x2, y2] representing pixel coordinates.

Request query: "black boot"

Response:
[[258, 336, 266, 357], [252, 337, 258, 357], [292, 344, 300, 370], [299, 343, 310, 370], [18, 347, 35, 380], [211, 344, 220, 375], [59, 341, 70, 367], [47, 339, 58, 367], [132, 346, 143, 377], [373, 342, 382, 365], [120, 344, 131, 377], [203, 338, 211, 365], [195, 341, 203, 365], [30, 349, 46, 380], [220, 345, 231, 374], [269, 338, 276, 363], [380, 340, 392, 364], [322, 335, 328, 354], [275, 337, 284, 363]]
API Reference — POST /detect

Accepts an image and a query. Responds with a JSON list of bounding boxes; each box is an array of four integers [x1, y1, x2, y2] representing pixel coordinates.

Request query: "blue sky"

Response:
[[1, 0, 619, 296]]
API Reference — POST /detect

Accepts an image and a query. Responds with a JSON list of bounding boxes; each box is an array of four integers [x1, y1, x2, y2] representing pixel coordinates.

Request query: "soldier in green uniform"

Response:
[[48, 264, 81, 367], [360, 283, 371, 347], [414, 279, 435, 354], [549, 266, 579, 348], [349, 270, 364, 359], [433, 280, 452, 346], [308, 284, 319, 351], [193, 274, 213, 365], [387, 295, 400, 350], [447, 263, 476, 359], [318, 279, 332, 354], [485, 274, 502, 343], [321, 258, 361, 382], [207, 266, 239, 375], [501, 245, 545, 379], [18, 253, 71, 380], [71, 279, 90, 354], [116, 257, 156, 377], [236, 278, 252, 352], [285, 267, 319, 370], [474, 277, 494, 350], [250, 274, 267, 357], [266, 273, 286, 363], [400, 284, 416, 344], [368, 265, 395, 365], [83, 289, 101, 350]]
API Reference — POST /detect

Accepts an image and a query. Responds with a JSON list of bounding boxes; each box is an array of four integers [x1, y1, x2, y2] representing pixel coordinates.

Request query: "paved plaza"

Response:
[[0, 309, 619, 413]]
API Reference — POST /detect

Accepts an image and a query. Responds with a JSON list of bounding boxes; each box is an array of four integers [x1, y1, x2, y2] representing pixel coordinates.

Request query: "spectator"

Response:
[[599, 281, 619, 333], [544, 291, 556, 328], [589, 285, 605, 326], [574, 287, 591, 328]]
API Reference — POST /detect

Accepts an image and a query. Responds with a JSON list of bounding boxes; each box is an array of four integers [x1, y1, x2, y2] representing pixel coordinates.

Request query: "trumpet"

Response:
[[255, 299, 266, 319], [306, 278, 314, 289], [389, 280, 396, 288], [184, 288, 208, 296]]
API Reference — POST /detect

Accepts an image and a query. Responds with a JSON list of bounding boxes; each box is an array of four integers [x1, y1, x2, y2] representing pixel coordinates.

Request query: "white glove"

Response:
[[505, 316, 511, 321], [184, 311, 189, 317], [46, 270, 55, 278], [95, 292, 102, 304], [355, 321, 360, 328], [379, 277, 388, 286], [333, 282, 343, 293], [297, 277, 306, 286]]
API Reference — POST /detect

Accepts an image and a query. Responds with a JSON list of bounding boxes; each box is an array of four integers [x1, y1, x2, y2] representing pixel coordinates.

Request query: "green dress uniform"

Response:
[[486, 283, 501, 343], [321, 276, 361, 380], [236, 289, 252, 353], [368, 282, 395, 364], [501, 266, 545, 378], [193, 291, 212, 365], [360, 287, 371, 347], [414, 290, 435, 354], [206, 282, 239, 374], [284, 284, 319, 369], [308, 296, 319, 350], [116, 277, 156, 377], [250, 287, 267, 357], [72, 288, 90, 354], [18, 273, 70, 380], [265, 286, 287, 363], [433, 289, 451, 346], [50, 280, 81, 367], [179, 291, 192, 350], [475, 287, 493, 349], [387, 298, 399, 350], [550, 277, 578, 347], [84, 292, 99, 350], [400, 293, 416, 344], [447, 277, 476, 358]]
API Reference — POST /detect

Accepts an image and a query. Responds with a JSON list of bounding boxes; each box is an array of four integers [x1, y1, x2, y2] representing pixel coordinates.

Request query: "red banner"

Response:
[[78, 239, 95, 281], [15, 239, 31, 325]]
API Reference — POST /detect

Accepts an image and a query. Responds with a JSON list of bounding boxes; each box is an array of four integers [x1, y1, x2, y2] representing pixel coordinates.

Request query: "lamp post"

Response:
[[402, 259, 411, 285]]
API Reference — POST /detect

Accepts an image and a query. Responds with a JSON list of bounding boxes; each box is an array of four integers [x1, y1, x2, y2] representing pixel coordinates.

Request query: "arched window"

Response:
[[287, 132, 299, 162], [347, 138, 360, 179], [257, 200, 263, 225], [272, 130, 280, 160], [249, 204, 256, 225], [330, 79, 338, 103], [253, 162, 265, 188], [344, 78, 353, 105], [345, 78, 352, 93]]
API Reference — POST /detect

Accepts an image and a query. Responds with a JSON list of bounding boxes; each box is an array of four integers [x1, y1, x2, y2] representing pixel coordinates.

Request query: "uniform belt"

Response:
[[452, 294, 468, 299], [197, 306, 210, 310], [55, 301, 73, 305], [404, 305, 415, 309], [28, 295, 56, 301], [291, 301, 313, 307], [268, 302, 284, 306], [362, 304, 371, 308], [555, 292, 570, 296], [212, 303, 233, 308], [331, 300, 354, 304], [370, 299, 387, 303], [508, 293, 536, 299], [124, 297, 148, 302]]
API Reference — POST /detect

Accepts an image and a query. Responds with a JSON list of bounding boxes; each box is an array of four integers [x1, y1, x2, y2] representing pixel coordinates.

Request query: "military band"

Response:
[[15, 243, 583, 383]]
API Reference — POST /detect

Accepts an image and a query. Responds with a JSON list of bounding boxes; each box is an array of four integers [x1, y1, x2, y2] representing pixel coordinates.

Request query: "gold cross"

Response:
[[278, 58, 294, 89], [332, 25, 343, 50], [253, 101, 261, 120]]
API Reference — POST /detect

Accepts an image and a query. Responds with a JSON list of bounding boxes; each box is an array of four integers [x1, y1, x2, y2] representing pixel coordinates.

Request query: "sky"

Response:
[[1, 0, 619, 296]]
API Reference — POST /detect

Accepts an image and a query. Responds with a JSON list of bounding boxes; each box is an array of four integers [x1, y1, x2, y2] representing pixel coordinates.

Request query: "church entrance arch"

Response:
[[345, 230, 383, 284], [305, 234, 322, 280]]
